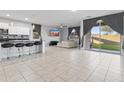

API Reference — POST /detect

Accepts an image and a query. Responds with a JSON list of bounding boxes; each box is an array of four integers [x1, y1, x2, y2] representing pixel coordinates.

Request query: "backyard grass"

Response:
[[92, 43, 120, 51]]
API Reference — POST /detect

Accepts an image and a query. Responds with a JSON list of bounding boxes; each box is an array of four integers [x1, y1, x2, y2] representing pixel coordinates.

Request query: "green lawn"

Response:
[[92, 44, 120, 51]]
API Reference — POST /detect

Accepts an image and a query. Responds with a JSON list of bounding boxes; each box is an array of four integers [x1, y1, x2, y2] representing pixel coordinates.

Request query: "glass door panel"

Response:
[[100, 31, 120, 51], [91, 26, 101, 49], [91, 26, 120, 53]]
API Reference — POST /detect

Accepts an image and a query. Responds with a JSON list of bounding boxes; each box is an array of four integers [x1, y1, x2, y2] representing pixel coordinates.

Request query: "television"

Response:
[[49, 28, 59, 36]]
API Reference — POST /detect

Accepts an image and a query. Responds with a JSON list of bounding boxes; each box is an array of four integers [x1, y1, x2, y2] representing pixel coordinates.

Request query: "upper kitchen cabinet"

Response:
[[8, 26, 30, 35], [0, 23, 9, 29]]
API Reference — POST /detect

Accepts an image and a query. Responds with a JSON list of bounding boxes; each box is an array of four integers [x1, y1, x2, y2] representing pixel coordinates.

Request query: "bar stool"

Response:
[[1, 43, 14, 59], [15, 43, 25, 57], [34, 41, 41, 53], [25, 42, 34, 55]]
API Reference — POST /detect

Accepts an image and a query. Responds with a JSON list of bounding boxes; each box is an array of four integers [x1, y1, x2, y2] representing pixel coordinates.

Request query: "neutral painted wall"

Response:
[[80, 20, 83, 47], [83, 32, 91, 50], [59, 27, 68, 42]]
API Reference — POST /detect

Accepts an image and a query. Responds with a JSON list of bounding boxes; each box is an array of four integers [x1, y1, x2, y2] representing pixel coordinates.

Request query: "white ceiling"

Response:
[[0, 10, 123, 27]]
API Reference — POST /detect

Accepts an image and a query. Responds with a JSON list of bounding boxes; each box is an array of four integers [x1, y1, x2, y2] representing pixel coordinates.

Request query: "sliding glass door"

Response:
[[91, 26, 101, 49], [91, 26, 120, 53]]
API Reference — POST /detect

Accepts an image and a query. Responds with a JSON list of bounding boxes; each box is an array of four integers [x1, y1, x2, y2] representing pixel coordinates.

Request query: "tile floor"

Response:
[[0, 46, 123, 82]]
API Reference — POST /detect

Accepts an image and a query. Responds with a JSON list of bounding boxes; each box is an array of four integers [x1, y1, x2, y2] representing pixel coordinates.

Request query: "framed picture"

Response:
[[49, 28, 59, 37]]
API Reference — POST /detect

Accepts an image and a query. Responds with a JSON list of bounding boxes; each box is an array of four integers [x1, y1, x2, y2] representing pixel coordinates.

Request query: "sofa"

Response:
[[57, 40, 78, 48]]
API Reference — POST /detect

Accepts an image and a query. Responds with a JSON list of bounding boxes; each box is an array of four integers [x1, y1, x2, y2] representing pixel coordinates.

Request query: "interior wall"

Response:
[[59, 27, 68, 42], [83, 32, 91, 50], [41, 25, 60, 46], [83, 12, 123, 36], [80, 20, 83, 47]]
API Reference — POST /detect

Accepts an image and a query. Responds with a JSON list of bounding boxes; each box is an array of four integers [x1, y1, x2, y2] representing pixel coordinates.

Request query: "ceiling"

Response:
[[0, 10, 123, 27]]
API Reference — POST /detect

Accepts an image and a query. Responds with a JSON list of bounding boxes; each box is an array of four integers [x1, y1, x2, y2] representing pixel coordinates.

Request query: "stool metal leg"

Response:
[[38, 45, 40, 53], [21, 47, 23, 56], [18, 48, 21, 57], [7, 48, 9, 59], [29, 47, 31, 55], [36, 45, 38, 53]]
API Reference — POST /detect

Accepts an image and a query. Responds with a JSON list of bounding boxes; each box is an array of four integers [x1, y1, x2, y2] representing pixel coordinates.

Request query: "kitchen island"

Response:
[[0, 40, 42, 61]]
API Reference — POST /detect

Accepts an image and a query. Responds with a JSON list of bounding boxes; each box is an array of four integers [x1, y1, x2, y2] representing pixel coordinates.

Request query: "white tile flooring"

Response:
[[0, 46, 123, 82]]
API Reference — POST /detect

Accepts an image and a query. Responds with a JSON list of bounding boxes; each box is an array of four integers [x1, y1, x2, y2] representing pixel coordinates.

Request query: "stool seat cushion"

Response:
[[34, 41, 41, 45], [15, 43, 25, 47], [25, 43, 34, 47], [1, 43, 14, 48]]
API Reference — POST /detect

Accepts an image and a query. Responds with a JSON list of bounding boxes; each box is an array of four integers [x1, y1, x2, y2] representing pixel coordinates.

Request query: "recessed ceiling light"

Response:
[[25, 18, 28, 21], [6, 14, 10, 17]]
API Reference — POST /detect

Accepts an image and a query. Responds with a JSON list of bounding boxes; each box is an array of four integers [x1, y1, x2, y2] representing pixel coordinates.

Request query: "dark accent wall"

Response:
[[68, 26, 80, 39], [83, 12, 124, 35], [68, 26, 80, 45]]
